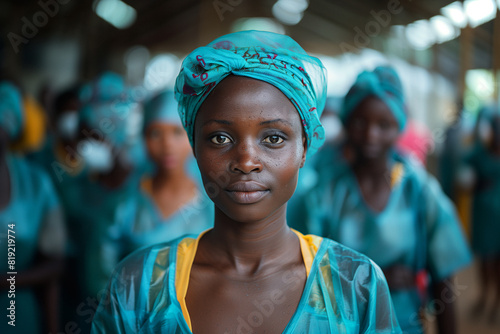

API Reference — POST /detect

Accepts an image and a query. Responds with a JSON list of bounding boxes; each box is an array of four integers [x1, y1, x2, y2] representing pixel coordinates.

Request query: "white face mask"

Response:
[[78, 139, 113, 173], [57, 111, 79, 140]]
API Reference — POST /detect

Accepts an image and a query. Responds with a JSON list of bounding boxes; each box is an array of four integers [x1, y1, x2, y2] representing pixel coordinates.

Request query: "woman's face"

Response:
[[194, 76, 307, 223], [346, 96, 400, 160], [145, 122, 192, 172]]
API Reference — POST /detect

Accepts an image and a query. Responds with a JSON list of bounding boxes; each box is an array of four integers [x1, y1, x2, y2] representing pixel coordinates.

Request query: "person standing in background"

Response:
[[299, 66, 471, 333], [0, 81, 66, 333], [466, 105, 500, 322], [120, 89, 213, 253]]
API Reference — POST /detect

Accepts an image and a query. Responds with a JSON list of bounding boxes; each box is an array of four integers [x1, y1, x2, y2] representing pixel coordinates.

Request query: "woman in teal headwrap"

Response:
[[0, 81, 66, 333], [91, 31, 401, 333], [71, 72, 148, 317], [465, 105, 500, 321], [300, 66, 471, 333], [119, 90, 213, 253]]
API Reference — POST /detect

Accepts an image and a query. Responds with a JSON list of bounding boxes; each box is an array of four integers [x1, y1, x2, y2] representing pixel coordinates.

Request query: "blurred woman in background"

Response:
[[466, 105, 500, 322], [0, 81, 66, 333], [300, 66, 471, 333], [120, 89, 213, 253]]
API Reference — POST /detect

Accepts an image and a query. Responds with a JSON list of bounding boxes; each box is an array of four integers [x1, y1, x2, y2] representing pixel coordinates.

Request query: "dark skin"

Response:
[[144, 122, 197, 219], [0, 127, 64, 333], [345, 96, 456, 334], [185, 76, 308, 334], [345, 96, 400, 213]]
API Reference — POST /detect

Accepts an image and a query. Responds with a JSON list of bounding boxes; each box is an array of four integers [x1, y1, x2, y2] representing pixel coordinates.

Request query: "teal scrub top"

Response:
[[0, 154, 65, 334], [297, 148, 471, 333], [466, 143, 500, 257], [91, 231, 401, 333], [121, 186, 214, 255]]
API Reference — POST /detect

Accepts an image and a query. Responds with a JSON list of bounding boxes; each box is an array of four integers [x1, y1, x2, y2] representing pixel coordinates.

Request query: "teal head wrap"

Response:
[[341, 66, 406, 130], [143, 90, 181, 133], [79, 72, 140, 147], [0, 81, 24, 140], [174, 30, 327, 155]]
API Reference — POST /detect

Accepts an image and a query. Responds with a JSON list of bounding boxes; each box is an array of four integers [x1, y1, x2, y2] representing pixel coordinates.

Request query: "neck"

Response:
[[351, 154, 391, 178], [204, 206, 297, 275], [152, 167, 190, 190]]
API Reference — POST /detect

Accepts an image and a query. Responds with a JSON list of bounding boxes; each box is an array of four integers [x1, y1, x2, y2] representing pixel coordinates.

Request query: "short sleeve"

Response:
[[357, 260, 402, 333], [421, 172, 472, 281], [91, 260, 141, 333], [327, 242, 402, 333], [91, 243, 179, 334]]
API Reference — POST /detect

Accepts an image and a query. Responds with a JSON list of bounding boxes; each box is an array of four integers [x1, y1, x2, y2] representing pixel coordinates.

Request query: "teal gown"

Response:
[[121, 186, 214, 255], [466, 143, 500, 257], [0, 154, 65, 333], [297, 148, 471, 333], [91, 231, 401, 333]]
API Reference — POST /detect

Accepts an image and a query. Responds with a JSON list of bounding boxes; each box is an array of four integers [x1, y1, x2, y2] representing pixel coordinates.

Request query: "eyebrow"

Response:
[[202, 118, 293, 127], [260, 118, 293, 126], [202, 119, 232, 127]]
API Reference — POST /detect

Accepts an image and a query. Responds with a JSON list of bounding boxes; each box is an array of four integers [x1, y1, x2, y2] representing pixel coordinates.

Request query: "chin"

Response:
[[220, 205, 271, 224]]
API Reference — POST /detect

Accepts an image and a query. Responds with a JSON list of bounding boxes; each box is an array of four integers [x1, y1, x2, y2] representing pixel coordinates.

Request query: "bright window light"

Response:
[[275, 0, 309, 13], [463, 0, 497, 28], [440, 1, 468, 28], [430, 15, 460, 43], [406, 20, 436, 50], [94, 0, 137, 29], [232, 18, 285, 34], [144, 54, 180, 91], [272, 0, 309, 25]]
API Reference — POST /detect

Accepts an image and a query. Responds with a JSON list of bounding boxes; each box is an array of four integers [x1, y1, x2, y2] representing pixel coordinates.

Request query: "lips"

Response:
[[225, 181, 269, 204]]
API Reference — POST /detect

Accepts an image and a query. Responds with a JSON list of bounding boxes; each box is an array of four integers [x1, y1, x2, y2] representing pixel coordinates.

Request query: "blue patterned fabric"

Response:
[[174, 30, 327, 155]]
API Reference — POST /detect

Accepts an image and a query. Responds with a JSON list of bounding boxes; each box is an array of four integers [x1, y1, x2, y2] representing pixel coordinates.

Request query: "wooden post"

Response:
[[458, 24, 473, 104], [493, 9, 500, 103]]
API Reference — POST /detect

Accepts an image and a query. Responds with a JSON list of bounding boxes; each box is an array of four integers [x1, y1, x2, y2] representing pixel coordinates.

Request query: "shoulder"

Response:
[[8, 153, 57, 197], [323, 238, 384, 279], [113, 235, 196, 278], [314, 236, 386, 283]]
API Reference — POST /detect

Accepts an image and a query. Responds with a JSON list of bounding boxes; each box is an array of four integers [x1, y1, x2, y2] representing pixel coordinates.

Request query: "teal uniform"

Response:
[[91, 231, 401, 333], [301, 149, 471, 333], [466, 143, 500, 257], [0, 154, 65, 333]]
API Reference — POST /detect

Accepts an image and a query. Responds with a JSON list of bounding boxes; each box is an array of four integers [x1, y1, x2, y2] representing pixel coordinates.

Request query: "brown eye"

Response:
[[263, 135, 284, 144], [174, 126, 184, 136], [148, 128, 161, 139], [211, 135, 231, 144]]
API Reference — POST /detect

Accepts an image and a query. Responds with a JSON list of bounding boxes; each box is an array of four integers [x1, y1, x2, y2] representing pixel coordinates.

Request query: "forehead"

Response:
[[352, 96, 396, 121], [196, 76, 301, 124]]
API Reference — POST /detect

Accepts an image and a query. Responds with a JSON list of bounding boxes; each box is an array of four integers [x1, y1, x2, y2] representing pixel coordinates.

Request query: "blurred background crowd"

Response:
[[0, 0, 499, 333]]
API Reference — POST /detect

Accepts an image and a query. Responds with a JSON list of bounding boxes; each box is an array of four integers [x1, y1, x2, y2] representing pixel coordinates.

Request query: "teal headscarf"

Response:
[[174, 30, 327, 155], [79, 72, 139, 147], [341, 66, 406, 130], [142, 90, 181, 133], [0, 81, 24, 140]]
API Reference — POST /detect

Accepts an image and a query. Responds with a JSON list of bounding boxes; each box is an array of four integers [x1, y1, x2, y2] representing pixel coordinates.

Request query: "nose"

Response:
[[161, 132, 177, 152], [230, 139, 263, 174], [364, 123, 381, 144]]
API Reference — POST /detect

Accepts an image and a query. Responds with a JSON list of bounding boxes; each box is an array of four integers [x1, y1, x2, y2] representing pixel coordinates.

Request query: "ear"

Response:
[[300, 134, 307, 168]]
